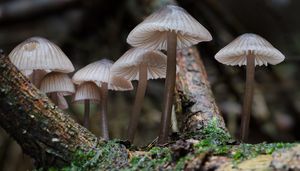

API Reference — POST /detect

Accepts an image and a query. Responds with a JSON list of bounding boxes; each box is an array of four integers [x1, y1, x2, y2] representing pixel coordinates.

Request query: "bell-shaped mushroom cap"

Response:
[[111, 48, 167, 80], [109, 75, 134, 91], [40, 72, 75, 95], [72, 59, 113, 86], [73, 82, 100, 103], [215, 33, 285, 66], [127, 5, 212, 50], [9, 37, 74, 73], [72, 59, 133, 91]]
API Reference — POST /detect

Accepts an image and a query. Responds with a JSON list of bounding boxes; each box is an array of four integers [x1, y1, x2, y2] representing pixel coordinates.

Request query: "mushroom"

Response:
[[127, 5, 212, 144], [40, 72, 75, 109], [72, 59, 133, 139], [73, 82, 101, 129], [111, 48, 167, 142], [215, 33, 285, 141], [8, 37, 74, 87]]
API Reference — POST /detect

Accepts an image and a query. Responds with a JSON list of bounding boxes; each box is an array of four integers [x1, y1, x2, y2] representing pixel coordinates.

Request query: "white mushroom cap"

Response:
[[215, 33, 285, 66], [73, 82, 100, 103], [111, 48, 167, 80], [9, 37, 75, 73], [127, 5, 212, 50], [72, 59, 113, 86], [40, 72, 75, 95], [72, 59, 133, 91], [109, 75, 134, 91]]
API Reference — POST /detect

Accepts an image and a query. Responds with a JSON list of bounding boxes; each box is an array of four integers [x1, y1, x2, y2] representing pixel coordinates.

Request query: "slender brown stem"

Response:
[[50, 92, 58, 105], [83, 99, 90, 129], [56, 93, 68, 109], [158, 31, 177, 145], [240, 52, 255, 142], [127, 64, 148, 143], [31, 70, 37, 86], [31, 69, 47, 88], [100, 82, 109, 140]]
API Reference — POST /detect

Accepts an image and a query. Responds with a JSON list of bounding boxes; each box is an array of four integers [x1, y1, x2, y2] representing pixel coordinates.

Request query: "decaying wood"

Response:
[[175, 47, 227, 138], [0, 53, 101, 167]]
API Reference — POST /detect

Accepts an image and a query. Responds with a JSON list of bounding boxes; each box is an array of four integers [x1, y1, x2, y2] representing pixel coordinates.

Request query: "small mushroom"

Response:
[[8, 37, 74, 87], [72, 59, 133, 139], [215, 33, 285, 141], [111, 48, 167, 142], [73, 82, 101, 129], [40, 72, 75, 109], [127, 5, 212, 144]]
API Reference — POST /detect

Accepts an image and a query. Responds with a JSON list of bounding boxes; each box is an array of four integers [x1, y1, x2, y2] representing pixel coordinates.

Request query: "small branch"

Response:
[[175, 47, 227, 138]]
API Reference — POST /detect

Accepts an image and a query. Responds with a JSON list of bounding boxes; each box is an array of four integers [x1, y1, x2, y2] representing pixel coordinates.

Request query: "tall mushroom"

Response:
[[73, 82, 101, 129], [8, 37, 74, 87], [72, 59, 133, 139], [40, 72, 75, 109], [111, 48, 167, 143], [127, 5, 212, 144], [215, 33, 285, 141]]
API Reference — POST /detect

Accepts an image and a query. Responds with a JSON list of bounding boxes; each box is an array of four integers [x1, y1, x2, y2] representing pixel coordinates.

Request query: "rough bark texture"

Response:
[[0, 54, 100, 167], [175, 47, 227, 138]]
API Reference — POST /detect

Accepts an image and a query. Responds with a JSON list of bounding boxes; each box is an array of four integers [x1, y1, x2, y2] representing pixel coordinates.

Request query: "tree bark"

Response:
[[175, 47, 227, 138]]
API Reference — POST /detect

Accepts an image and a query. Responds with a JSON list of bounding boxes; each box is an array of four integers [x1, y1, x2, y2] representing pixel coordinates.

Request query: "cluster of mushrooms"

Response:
[[8, 5, 285, 144]]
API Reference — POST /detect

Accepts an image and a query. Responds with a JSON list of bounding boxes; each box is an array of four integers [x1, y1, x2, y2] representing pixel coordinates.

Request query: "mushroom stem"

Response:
[[240, 53, 255, 141], [100, 82, 109, 140], [31, 69, 46, 88], [57, 93, 69, 109], [31, 70, 37, 86], [127, 64, 148, 142], [158, 31, 177, 145], [50, 92, 58, 105], [83, 99, 90, 129]]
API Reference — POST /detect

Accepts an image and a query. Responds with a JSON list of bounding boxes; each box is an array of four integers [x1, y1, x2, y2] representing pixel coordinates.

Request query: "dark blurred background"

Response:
[[0, 0, 299, 170]]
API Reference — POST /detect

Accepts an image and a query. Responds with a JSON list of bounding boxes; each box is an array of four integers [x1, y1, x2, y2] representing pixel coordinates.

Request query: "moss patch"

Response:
[[42, 140, 128, 171], [231, 142, 294, 164], [39, 118, 295, 171], [122, 147, 172, 171]]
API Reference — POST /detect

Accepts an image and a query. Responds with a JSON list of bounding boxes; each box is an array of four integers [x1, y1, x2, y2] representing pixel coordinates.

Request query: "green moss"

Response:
[[42, 140, 128, 171], [121, 119, 234, 171], [231, 142, 294, 164], [36, 118, 295, 171], [192, 117, 232, 156], [122, 147, 172, 171], [200, 117, 232, 145], [174, 155, 192, 171], [192, 117, 294, 165]]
